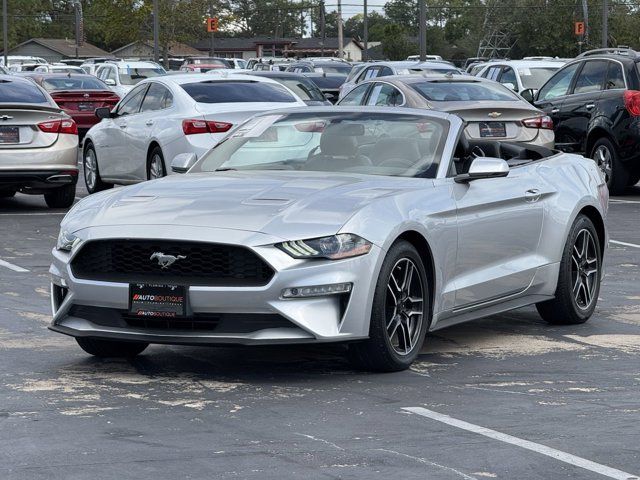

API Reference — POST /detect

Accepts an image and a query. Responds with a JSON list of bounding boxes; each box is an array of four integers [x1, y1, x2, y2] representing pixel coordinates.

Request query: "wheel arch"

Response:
[[586, 126, 616, 157], [392, 230, 436, 326], [577, 205, 606, 258]]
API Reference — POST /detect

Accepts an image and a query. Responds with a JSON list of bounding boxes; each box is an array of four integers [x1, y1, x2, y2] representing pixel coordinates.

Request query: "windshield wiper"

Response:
[[214, 167, 237, 172]]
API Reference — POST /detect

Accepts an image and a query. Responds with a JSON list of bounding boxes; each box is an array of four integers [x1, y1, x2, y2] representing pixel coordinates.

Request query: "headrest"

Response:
[[319, 124, 358, 157], [371, 138, 421, 163]]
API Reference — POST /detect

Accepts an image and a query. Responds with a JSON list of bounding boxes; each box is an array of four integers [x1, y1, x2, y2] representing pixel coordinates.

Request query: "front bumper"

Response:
[[49, 226, 384, 345]]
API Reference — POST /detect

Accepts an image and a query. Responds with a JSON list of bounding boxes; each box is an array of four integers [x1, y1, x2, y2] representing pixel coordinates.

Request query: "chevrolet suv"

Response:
[[533, 48, 640, 193]]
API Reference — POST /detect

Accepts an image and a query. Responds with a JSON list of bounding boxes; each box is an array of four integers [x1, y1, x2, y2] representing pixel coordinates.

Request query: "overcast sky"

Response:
[[324, 2, 386, 19]]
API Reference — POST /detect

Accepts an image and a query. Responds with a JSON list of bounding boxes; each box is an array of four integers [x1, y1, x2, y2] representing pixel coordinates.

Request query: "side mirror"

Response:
[[171, 153, 198, 173], [104, 78, 116, 86], [520, 88, 535, 103], [324, 92, 338, 103], [503, 82, 517, 91], [455, 157, 509, 183], [95, 107, 113, 119]]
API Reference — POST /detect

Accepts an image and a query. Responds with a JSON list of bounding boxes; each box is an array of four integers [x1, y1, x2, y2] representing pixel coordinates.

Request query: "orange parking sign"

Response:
[[207, 17, 219, 33], [575, 21, 585, 36]]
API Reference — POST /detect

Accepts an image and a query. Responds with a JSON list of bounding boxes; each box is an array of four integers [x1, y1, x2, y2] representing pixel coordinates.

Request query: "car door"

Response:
[[337, 83, 373, 106], [497, 66, 518, 92], [534, 61, 581, 142], [452, 163, 545, 308], [555, 59, 607, 154], [365, 82, 404, 107], [103, 83, 148, 181]]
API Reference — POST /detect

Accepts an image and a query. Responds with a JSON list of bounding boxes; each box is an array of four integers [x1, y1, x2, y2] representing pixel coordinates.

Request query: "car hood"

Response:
[[64, 171, 425, 240]]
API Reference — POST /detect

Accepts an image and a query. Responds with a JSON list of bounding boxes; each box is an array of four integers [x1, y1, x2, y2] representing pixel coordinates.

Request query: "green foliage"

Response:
[[381, 24, 417, 60]]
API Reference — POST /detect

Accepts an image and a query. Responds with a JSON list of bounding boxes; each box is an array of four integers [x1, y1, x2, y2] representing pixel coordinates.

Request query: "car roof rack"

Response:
[[578, 47, 638, 58]]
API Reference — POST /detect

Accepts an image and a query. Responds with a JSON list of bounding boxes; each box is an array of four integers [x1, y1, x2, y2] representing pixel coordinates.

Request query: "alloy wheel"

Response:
[[149, 154, 164, 180], [84, 148, 97, 191], [571, 229, 599, 310], [593, 145, 612, 184], [385, 258, 424, 356]]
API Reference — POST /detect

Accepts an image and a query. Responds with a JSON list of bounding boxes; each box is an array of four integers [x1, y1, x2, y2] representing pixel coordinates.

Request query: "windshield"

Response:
[[274, 78, 325, 101], [411, 81, 519, 101], [181, 80, 297, 103], [518, 67, 559, 89], [193, 112, 448, 178], [316, 65, 352, 74], [42, 77, 109, 91], [118, 67, 165, 85]]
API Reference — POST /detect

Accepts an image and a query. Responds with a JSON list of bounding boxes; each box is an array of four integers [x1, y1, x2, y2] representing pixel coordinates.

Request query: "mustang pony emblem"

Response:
[[150, 252, 186, 269], [488, 111, 502, 118]]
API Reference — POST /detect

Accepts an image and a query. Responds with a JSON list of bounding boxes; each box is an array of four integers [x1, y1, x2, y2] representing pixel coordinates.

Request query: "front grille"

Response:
[[71, 240, 274, 286]]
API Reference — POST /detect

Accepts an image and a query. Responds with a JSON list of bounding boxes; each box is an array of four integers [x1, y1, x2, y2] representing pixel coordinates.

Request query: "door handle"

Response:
[[551, 108, 560, 114], [585, 103, 595, 110], [146, 120, 154, 126], [119, 124, 127, 129], [525, 188, 541, 203]]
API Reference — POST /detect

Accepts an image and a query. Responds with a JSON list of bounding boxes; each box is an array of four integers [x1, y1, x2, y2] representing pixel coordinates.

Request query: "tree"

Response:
[[381, 24, 416, 60]]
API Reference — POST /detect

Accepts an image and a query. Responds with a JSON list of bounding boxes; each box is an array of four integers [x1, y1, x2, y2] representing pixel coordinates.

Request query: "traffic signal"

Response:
[[207, 17, 219, 33]]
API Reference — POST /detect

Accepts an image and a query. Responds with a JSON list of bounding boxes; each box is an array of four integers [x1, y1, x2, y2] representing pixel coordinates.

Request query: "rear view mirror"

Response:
[[171, 153, 198, 173], [455, 157, 509, 183], [95, 107, 112, 119], [520, 88, 535, 103]]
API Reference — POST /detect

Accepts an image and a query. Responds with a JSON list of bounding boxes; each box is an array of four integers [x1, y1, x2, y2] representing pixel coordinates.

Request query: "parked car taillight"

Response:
[[182, 119, 233, 135], [623, 90, 640, 116], [38, 119, 78, 135], [522, 115, 553, 130]]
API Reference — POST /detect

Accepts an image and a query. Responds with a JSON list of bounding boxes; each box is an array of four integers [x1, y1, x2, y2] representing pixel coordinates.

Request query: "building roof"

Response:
[[9, 38, 110, 58], [111, 40, 202, 57], [191, 36, 362, 52]]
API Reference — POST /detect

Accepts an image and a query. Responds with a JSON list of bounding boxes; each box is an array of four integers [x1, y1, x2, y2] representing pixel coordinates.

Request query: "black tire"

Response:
[[76, 337, 148, 358], [44, 184, 76, 209], [536, 214, 602, 325], [348, 241, 430, 372], [591, 137, 628, 195], [628, 170, 640, 187], [147, 146, 166, 181], [83, 141, 112, 194]]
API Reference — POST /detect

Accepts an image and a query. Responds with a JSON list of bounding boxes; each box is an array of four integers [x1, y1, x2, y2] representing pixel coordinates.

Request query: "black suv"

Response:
[[532, 48, 640, 193]]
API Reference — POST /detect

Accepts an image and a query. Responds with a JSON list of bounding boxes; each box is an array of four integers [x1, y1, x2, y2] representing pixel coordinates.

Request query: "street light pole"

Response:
[[2, 0, 8, 66], [153, 0, 159, 63], [337, 0, 343, 59], [419, 0, 426, 61], [363, 0, 368, 61], [602, 0, 608, 48]]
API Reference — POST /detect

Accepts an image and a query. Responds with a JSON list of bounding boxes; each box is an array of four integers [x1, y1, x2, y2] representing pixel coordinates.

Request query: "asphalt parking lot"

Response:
[[1, 163, 639, 479]]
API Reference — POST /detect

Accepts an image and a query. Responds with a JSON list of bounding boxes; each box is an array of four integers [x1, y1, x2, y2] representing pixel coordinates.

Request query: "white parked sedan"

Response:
[[95, 61, 166, 98], [82, 74, 306, 193]]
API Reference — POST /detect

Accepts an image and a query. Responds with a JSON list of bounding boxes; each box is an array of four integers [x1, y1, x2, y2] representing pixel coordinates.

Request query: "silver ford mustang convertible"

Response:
[[50, 107, 608, 371]]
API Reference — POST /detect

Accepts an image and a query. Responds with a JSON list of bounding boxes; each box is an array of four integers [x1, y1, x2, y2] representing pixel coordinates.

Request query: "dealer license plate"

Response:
[[0, 126, 19, 144], [479, 121, 506, 138], [129, 283, 186, 318]]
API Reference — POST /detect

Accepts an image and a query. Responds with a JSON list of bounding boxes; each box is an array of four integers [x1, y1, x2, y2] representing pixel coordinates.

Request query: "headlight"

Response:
[[276, 234, 372, 260], [56, 230, 79, 251]]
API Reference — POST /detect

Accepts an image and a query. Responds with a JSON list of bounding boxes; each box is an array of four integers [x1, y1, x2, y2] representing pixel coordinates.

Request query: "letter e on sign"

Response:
[[575, 22, 585, 36], [207, 17, 219, 33]]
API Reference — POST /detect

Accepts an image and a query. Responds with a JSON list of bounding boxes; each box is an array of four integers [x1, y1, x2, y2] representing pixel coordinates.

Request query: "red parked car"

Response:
[[179, 57, 230, 73], [20, 73, 120, 138]]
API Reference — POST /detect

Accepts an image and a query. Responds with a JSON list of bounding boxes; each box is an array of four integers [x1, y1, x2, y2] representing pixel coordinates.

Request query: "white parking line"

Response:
[[0, 258, 29, 273], [610, 199, 640, 204], [610, 240, 640, 249], [0, 212, 66, 216], [403, 407, 639, 480]]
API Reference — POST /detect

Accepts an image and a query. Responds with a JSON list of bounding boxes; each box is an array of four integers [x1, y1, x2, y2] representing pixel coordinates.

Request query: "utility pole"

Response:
[[209, 1, 214, 56], [602, 0, 608, 48], [363, 0, 368, 61], [3, 0, 8, 66], [419, 0, 426, 61], [582, 0, 589, 49], [153, 0, 159, 63], [320, 0, 325, 56], [337, 0, 343, 59], [73, 0, 83, 59]]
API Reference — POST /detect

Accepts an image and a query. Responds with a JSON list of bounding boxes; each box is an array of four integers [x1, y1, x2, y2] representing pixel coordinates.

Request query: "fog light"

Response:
[[282, 282, 352, 298]]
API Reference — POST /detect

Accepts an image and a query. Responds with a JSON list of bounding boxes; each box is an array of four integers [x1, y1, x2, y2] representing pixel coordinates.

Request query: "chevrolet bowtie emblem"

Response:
[[488, 112, 502, 118]]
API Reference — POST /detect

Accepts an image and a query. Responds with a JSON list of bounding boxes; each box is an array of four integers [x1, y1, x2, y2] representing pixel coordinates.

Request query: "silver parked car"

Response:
[[0, 74, 79, 207], [82, 74, 306, 194], [50, 108, 608, 371], [337, 75, 555, 148]]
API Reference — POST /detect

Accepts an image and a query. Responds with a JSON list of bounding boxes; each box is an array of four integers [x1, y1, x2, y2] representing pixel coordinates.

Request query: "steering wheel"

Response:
[[471, 145, 486, 158]]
